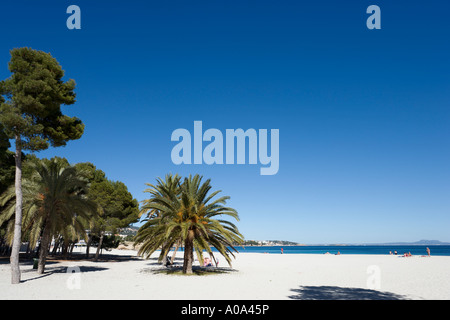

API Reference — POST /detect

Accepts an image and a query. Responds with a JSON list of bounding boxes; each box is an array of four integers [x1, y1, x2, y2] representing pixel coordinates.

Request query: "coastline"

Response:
[[2, 249, 450, 300], [231, 244, 450, 256]]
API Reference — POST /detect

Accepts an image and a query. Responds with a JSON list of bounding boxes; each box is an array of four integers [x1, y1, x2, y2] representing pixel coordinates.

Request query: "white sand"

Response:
[[1, 249, 450, 300]]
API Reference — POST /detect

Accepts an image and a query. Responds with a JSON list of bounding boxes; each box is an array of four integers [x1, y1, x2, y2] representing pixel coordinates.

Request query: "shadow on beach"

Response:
[[141, 256, 238, 275], [47, 252, 142, 263], [20, 265, 109, 283], [141, 263, 238, 276], [1, 252, 138, 283], [0, 252, 141, 265], [288, 285, 410, 300], [144, 256, 184, 266]]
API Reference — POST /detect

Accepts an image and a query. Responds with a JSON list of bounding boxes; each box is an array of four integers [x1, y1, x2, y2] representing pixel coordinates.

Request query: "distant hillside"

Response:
[[241, 240, 301, 246], [119, 226, 139, 237]]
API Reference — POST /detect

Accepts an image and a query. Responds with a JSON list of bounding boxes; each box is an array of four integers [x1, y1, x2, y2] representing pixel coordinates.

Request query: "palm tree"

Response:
[[135, 174, 244, 274], [139, 173, 182, 220], [0, 158, 96, 274], [138, 173, 181, 264]]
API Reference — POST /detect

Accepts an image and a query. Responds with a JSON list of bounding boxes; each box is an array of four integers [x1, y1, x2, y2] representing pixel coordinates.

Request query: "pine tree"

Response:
[[0, 47, 84, 283]]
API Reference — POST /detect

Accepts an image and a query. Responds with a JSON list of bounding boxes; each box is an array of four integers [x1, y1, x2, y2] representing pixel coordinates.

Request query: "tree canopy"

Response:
[[0, 47, 84, 150], [73, 162, 139, 260], [0, 158, 97, 273]]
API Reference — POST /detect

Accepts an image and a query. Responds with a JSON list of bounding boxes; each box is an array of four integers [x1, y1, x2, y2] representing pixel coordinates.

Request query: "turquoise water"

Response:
[[232, 245, 450, 256]]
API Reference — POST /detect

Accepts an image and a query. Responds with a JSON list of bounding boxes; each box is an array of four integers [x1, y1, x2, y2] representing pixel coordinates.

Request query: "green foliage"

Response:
[[73, 162, 140, 236], [241, 240, 260, 246], [91, 234, 121, 251], [0, 156, 140, 256], [0, 124, 14, 195], [0, 47, 84, 150]]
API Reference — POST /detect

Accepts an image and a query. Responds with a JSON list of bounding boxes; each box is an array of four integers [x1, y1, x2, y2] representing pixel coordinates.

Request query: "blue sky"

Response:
[[1, 0, 449, 243]]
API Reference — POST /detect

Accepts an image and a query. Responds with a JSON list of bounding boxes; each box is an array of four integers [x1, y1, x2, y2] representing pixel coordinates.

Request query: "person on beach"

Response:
[[281, 248, 283, 254], [426, 247, 431, 257], [204, 257, 212, 267]]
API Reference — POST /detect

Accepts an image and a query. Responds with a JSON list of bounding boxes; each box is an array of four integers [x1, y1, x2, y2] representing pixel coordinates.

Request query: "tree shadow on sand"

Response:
[[1, 252, 141, 265], [141, 265, 238, 276], [288, 286, 410, 300], [144, 256, 184, 266], [21, 265, 109, 283], [48, 253, 142, 263]]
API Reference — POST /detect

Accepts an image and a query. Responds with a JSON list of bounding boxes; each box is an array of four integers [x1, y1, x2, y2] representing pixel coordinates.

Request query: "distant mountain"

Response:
[[378, 240, 450, 246], [331, 240, 450, 246]]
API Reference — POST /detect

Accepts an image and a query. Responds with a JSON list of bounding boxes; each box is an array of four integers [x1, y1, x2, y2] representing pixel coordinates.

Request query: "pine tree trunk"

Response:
[[183, 230, 195, 274], [10, 136, 22, 284]]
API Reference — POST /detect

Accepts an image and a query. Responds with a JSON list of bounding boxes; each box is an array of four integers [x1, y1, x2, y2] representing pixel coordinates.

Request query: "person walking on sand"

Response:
[[281, 247, 283, 254], [426, 247, 431, 257]]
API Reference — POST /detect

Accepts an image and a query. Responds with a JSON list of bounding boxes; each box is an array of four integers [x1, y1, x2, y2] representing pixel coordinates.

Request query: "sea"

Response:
[[232, 245, 450, 256]]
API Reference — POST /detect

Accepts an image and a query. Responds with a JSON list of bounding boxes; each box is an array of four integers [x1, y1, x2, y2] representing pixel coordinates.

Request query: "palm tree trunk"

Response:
[[37, 223, 51, 274], [161, 240, 168, 265], [210, 252, 218, 267], [94, 233, 104, 262], [170, 240, 180, 265], [62, 241, 69, 259], [25, 242, 31, 257], [183, 230, 195, 274], [10, 135, 22, 284], [86, 235, 92, 258], [69, 242, 75, 257], [51, 236, 60, 255]]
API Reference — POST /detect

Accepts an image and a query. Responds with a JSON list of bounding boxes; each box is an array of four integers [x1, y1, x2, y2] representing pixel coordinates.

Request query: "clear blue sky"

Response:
[[1, 0, 449, 243]]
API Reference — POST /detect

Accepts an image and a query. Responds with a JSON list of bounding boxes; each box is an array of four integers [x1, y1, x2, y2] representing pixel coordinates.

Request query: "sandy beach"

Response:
[[1, 249, 449, 300]]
